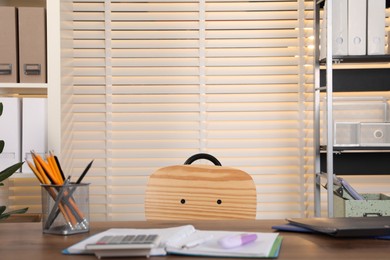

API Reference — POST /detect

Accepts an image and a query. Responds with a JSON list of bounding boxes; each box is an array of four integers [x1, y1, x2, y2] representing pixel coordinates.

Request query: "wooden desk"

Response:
[[1, 219, 390, 259]]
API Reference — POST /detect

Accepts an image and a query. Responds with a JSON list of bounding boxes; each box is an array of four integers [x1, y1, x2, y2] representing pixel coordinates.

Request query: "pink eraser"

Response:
[[218, 233, 258, 249]]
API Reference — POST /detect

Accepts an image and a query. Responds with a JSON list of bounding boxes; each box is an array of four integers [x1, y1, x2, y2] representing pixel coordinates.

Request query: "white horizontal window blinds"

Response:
[[70, 0, 109, 221], [109, 0, 202, 221], [5, 178, 41, 214], [63, 0, 308, 221], [204, 0, 303, 219]]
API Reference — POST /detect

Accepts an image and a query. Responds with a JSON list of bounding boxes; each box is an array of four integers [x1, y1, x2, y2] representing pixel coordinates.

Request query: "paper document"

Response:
[[63, 224, 282, 258]]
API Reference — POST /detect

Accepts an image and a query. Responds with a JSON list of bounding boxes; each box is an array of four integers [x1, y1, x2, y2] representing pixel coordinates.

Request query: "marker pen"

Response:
[[218, 233, 257, 249]]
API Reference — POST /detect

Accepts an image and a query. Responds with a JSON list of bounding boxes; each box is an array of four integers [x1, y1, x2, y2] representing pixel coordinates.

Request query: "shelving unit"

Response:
[[314, 0, 390, 217], [0, 0, 47, 96], [0, 0, 61, 161]]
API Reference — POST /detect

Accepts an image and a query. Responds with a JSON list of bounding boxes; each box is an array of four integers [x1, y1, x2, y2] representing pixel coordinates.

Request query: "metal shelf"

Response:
[[320, 55, 390, 64], [313, 0, 390, 218], [320, 145, 390, 152]]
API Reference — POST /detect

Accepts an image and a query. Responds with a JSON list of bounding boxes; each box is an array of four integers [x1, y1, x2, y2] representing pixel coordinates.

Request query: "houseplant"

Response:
[[0, 102, 28, 221]]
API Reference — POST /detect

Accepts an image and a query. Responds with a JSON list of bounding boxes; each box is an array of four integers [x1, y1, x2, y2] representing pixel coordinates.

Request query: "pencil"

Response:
[[28, 151, 89, 229], [32, 151, 59, 184], [76, 159, 94, 184], [27, 160, 44, 184], [32, 155, 51, 184], [47, 152, 63, 184], [53, 155, 65, 181]]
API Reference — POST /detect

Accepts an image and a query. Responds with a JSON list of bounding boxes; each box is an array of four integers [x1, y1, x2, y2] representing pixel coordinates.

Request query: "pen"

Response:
[[182, 234, 214, 249]]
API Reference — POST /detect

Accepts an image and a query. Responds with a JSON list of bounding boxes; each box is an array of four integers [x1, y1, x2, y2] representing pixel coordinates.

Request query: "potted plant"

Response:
[[0, 102, 28, 221]]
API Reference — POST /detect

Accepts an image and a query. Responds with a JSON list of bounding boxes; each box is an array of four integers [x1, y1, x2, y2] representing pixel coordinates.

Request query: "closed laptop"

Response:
[[287, 217, 390, 237]]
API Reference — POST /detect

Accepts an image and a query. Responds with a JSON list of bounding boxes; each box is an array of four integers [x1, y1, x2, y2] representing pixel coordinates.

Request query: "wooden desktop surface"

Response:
[[2, 219, 390, 260]]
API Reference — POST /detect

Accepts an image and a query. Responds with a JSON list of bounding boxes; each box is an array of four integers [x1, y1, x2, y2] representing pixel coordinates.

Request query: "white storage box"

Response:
[[334, 122, 390, 146], [334, 193, 390, 217], [321, 97, 389, 145], [334, 122, 359, 146], [360, 122, 390, 146]]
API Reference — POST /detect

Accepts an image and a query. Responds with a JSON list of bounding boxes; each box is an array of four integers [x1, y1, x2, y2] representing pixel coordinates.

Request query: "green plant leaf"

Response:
[[0, 206, 5, 215], [0, 102, 3, 116], [0, 207, 28, 219], [0, 140, 4, 153], [0, 162, 24, 183]]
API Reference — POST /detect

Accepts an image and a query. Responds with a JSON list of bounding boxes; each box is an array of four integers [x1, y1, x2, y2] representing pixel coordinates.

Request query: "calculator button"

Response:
[[145, 235, 158, 242], [96, 236, 113, 244], [110, 236, 125, 244], [122, 235, 136, 244], [133, 235, 147, 244]]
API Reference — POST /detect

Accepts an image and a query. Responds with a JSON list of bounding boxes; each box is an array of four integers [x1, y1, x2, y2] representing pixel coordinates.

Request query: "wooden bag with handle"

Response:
[[145, 153, 257, 220]]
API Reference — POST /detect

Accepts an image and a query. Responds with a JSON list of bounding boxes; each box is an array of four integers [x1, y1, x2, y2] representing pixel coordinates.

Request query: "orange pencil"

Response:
[[32, 152, 59, 185], [47, 153, 63, 184], [27, 160, 44, 184], [27, 159, 76, 227], [32, 155, 51, 184]]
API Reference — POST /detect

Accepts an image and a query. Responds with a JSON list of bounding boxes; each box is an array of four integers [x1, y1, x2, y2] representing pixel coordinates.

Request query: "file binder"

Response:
[[367, 0, 386, 55], [0, 98, 21, 171], [18, 7, 47, 83], [319, 0, 348, 60], [348, 0, 367, 55], [21, 98, 48, 173], [332, 0, 348, 56], [0, 7, 18, 83]]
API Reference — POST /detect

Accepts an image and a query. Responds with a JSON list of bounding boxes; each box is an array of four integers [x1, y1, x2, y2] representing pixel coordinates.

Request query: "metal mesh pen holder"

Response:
[[41, 183, 90, 235]]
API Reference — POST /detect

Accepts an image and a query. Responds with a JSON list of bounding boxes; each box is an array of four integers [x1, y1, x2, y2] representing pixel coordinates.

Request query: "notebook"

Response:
[[286, 216, 390, 237], [63, 225, 282, 258]]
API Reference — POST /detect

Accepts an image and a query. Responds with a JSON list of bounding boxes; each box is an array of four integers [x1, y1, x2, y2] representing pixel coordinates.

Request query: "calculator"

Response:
[[86, 234, 160, 259]]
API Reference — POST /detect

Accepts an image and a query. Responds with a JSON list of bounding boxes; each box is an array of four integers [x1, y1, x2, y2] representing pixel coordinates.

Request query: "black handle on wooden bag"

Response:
[[184, 153, 222, 166]]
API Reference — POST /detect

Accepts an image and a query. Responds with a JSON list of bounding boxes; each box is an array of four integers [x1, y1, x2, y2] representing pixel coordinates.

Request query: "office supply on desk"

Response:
[[218, 233, 257, 249], [181, 234, 214, 248], [272, 223, 313, 233], [41, 182, 90, 235], [27, 151, 91, 235], [286, 216, 390, 237], [5, 220, 390, 260], [64, 224, 282, 258], [85, 234, 160, 259], [272, 222, 390, 240], [76, 159, 94, 184]]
